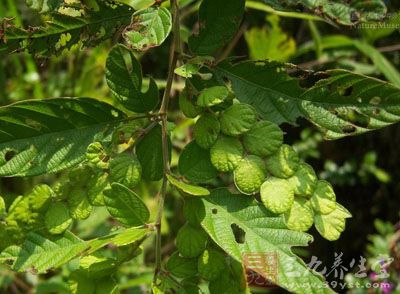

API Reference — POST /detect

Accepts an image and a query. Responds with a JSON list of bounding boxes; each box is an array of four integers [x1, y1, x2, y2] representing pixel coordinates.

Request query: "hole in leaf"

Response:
[[339, 86, 353, 96], [297, 72, 331, 89], [5, 150, 16, 162], [342, 125, 357, 134], [231, 223, 246, 244], [212, 208, 218, 214]]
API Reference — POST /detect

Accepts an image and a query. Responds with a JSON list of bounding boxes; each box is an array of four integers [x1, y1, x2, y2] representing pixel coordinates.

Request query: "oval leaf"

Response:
[[103, 183, 150, 226]]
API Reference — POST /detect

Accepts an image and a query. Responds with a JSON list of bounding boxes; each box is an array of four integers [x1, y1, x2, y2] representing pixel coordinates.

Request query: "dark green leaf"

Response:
[[259, 0, 386, 25], [178, 141, 218, 183], [1, 231, 88, 273], [0, 2, 133, 56], [106, 44, 159, 113], [136, 124, 171, 181], [215, 61, 400, 139], [0, 98, 125, 177], [103, 183, 150, 226]]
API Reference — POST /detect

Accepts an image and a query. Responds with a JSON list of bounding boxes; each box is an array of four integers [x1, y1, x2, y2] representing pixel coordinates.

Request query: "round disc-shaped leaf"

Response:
[[310, 180, 336, 214], [197, 86, 229, 107], [261, 177, 294, 214], [109, 153, 142, 189], [234, 155, 266, 195], [45, 202, 73, 235], [266, 144, 300, 178], [198, 249, 226, 281], [178, 141, 218, 183], [176, 223, 208, 258], [314, 203, 352, 241], [243, 120, 283, 157], [219, 104, 257, 136], [289, 163, 317, 198], [210, 136, 244, 172], [284, 198, 314, 232], [193, 113, 221, 149]]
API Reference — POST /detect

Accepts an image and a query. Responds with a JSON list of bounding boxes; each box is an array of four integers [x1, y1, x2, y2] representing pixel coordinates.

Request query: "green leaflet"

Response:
[[179, 141, 218, 183], [109, 153, 142, 189], [310, 180, 337, 215], [193, 113, 220, 149], [0, 2, 133, 56], [242, 120, 283, 157], [124, 7, 172, 51], [215, 61, 400, 139], [0, 227, 151, 274], [284, 198, 314, 232], [0, 98, 125, 177], [87, 226, 150, 254], [1, 231, 88, 274], [166, 251, 198, 279], [166, 174, 210, 197], [136, 124, 171, 181], [199, 189, 332, 293], [219, 104, 257, 136], [45, 202, 73, 235], [197, 86, 229, 107], [176, 223, 208, 258], [197, 249, 226, 281], [188, 0, 245, 55], [106, 45, 159, 113], [266, 144, 300, 178], [314, 203, 352, 241], [103, 183, 150, 226], [259, 0, 386, 25]]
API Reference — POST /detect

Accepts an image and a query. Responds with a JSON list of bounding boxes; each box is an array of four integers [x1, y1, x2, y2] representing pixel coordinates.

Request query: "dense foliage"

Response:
[[1, 0, 400, 293]]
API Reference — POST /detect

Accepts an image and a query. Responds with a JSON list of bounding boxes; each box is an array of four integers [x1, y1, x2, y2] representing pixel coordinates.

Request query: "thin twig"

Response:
[[215, 23, 247, 64], [153, 0, 180, 283]]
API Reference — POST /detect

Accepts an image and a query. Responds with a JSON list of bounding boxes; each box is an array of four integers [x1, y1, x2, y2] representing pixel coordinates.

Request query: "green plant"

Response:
[[0, 0, 398, 293]]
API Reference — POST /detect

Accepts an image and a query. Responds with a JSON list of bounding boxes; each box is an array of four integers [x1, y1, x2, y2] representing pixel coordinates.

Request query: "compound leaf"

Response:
[[0, 98, 125, 177], [1, 231, 88, 274], [259, 0, 386, 25], [0, 2, 133, 56], [215, 61, 400, 139], [199, 188, 332, 293], [106, 44, 159, 113]]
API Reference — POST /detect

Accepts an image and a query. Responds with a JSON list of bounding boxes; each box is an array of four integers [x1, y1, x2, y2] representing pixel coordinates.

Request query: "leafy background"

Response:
[[1, 0, 400, 292]]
